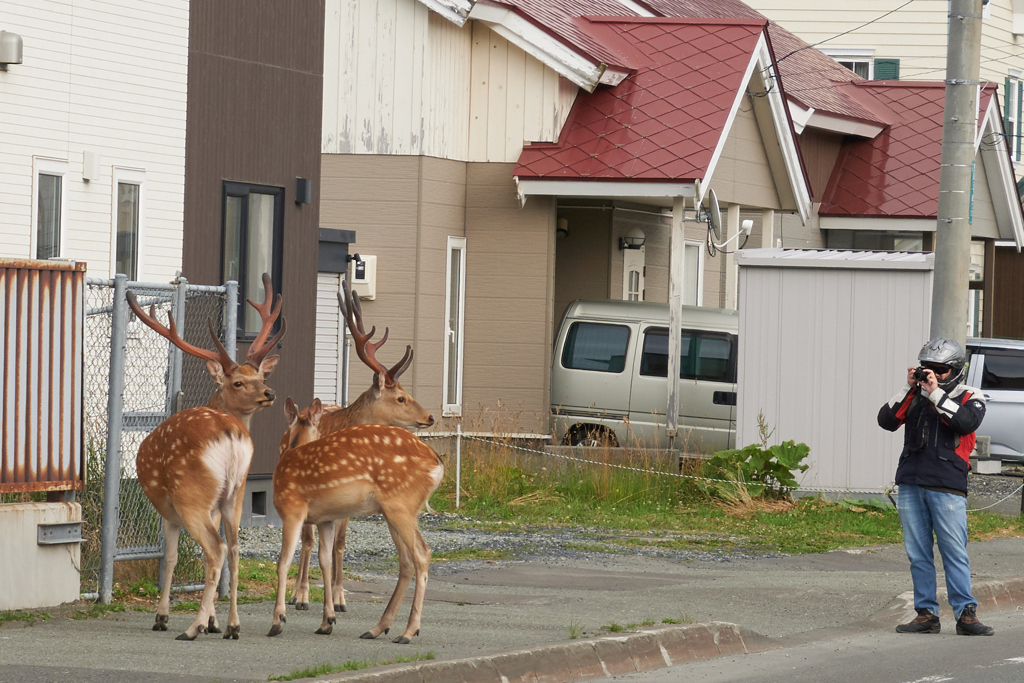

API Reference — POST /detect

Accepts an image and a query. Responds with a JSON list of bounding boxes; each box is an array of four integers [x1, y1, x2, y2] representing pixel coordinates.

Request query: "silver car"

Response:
[[965, 337, 1024, 461]]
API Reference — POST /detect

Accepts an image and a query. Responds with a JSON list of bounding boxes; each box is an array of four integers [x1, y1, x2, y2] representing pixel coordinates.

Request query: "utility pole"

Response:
[[931, 0, 983, 345]]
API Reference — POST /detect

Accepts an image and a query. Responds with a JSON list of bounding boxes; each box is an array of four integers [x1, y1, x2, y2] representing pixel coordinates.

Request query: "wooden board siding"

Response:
[[182, 0, 324, 476], [321, 0, 576, 162], [465, 163, 556, 433], [710, 98, 782, 210], [797, 128, 845, 201], [993, 246, 1024, 340], [0, 0, 188, 282]]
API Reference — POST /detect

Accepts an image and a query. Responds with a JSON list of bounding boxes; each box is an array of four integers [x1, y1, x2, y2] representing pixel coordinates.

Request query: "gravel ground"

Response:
[[237, 473, 1024, 576]]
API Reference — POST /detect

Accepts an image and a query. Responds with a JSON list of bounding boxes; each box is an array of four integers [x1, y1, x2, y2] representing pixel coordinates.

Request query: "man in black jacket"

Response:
[[878, 337, 993, 636]]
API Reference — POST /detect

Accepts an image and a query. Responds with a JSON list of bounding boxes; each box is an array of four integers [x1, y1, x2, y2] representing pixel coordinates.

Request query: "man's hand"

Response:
[[906, 366, 917, 386], [918, 368, 939, 394]]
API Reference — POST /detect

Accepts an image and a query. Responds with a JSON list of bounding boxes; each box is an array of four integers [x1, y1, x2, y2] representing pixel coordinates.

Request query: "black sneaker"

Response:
[[896, 608, 940, 634], [956, 605, 994, 636]]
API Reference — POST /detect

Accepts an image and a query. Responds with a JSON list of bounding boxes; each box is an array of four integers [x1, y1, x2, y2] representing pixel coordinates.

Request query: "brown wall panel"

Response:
[[993, 246, 1024, 339], [798, 128, 845, 201], [183, 0, 324, 475]]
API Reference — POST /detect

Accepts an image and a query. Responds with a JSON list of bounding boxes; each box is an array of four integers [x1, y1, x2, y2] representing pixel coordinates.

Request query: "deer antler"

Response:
[[246, 273, 287, 368], [126, 291, 238, 373], [387, 346, 414, 382], [337, 279, 392, 383]]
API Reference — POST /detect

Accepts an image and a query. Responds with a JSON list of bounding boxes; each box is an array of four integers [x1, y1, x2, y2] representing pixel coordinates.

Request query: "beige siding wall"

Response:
[[969, 154, 1001, 239], [465, 163, 557, 433], [709, 99, 781, 210], [320, 154, 555, 433], [553, 205, 613, 323], [322, 0, 576, 162]]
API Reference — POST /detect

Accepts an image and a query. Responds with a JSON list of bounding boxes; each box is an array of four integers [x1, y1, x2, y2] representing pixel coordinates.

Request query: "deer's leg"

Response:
[[391, 517, 431, 644], [290, 522, 314, 610], [176, 511, 226, 641], [154, 520, 180, 632], [332, 518, 348, 613], [218, 488, 245, 640], [269, 515, 303, 637], [314, 521, 337, 635], [360, 517, 414, 641]]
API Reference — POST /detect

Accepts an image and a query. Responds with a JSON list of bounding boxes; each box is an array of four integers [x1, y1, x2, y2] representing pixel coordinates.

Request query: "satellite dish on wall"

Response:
[[707, 189, 723, 241]]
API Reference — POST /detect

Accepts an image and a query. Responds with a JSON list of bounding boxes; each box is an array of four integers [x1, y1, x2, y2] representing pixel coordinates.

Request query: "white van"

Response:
[[550, 299, 738, 452]]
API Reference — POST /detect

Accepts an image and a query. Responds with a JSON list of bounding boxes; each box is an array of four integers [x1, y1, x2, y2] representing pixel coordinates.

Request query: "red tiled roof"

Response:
[[819, 83, 996, 218], [515, 18, 765, 182]]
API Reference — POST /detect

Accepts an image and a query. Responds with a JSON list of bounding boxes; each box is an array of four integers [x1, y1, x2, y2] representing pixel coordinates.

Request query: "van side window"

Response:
[[980, 351, 1024, 390], [640, 328, 736, 382], [561, 322, 630, 373]]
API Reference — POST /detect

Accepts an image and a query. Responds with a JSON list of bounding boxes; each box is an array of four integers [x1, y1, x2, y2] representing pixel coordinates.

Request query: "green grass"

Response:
[[69, 604, 126, 620], [427, 443, 1024, 554], [432, 548, 512, 562], [268, 652, 436, 681], [0, 610, 50, 627]]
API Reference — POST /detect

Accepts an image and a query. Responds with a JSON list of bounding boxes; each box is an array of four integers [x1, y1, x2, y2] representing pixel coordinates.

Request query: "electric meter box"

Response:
[[348, 254, 377, 300]]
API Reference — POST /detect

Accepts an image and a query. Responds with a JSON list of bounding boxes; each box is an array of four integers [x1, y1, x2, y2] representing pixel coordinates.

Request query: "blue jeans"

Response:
[[896, 484, 976, 620]]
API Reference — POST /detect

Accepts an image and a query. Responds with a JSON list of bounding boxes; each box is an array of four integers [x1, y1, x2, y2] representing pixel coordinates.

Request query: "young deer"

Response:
[[269, 398, 443, 643], [285, 280, 433, 613], [127, 274, 285, 641]]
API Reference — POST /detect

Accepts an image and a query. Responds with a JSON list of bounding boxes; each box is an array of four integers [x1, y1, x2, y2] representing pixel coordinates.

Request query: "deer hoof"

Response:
[[287, 596, 296, 605], [153, 615, 169, 631], [392, 635, 411, 645], [315, 624, 333, 636], [267, 623, 284, 638], [223, 625, 240, 640], [207, 617, 222, 634], [175, 632, 198, 642], [334, 604, 347, 613], [296, 602, 310, 611], [359, 631, 377, 640]]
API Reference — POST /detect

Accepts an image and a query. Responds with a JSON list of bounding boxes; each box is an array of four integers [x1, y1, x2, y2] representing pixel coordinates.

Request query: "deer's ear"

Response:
[[206, 360, 226, 385], [373, 372, 385, 396], [309, 398, 323, 427], [260, 354, 280, 378], [284, 398, 298, 425]]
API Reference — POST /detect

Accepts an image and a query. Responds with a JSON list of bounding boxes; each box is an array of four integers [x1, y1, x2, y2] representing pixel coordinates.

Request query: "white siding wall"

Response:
[[736, 252, 934, 493], [315, 273, 344, 405], [321, 0, 577, 162], [0, 0, 188, 281], [747, 1, 1022, 84]]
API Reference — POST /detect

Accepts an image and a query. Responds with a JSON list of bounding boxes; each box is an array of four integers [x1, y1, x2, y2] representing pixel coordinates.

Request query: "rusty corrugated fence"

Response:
[[0, 258, 85, 493]]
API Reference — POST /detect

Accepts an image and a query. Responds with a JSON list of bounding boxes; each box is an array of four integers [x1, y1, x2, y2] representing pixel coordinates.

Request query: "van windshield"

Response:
[[561, 322, 630, 373], [639, 328, 735, 382]]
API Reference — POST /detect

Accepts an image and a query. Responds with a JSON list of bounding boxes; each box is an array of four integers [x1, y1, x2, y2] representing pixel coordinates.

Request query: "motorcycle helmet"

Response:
[[917, 337, 966, 391]]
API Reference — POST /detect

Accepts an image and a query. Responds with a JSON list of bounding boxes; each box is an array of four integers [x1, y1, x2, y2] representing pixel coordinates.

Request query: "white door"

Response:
[[622, 246, 645, 301]]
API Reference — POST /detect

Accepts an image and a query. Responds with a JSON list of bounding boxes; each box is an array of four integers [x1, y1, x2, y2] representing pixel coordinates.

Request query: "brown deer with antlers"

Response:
[[127, 274, 285, 641], [269, 397, 443, 642], [284, 281, 433, 614]]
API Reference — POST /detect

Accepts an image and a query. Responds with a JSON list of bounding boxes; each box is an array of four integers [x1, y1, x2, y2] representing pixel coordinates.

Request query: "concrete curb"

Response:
[[319, 622, 778, 683], [876, 576, 1024, 627]]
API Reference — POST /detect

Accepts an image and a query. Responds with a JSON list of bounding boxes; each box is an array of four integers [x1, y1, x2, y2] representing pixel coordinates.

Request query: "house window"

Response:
[[821, 49, 874, 79], [442, 236, 467, 416], [33, 158, 68, 260], [112, 168, 144, 279], [684, 240, 704, 306], [1006, 72, 1022, 163], [622, 246, 645, 301], [968, 241, 985, 338], [222, 182, 284, 337]]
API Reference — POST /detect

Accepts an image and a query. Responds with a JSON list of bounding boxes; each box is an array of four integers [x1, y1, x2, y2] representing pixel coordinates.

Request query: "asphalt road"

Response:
[[613, 609, 1024, 683]]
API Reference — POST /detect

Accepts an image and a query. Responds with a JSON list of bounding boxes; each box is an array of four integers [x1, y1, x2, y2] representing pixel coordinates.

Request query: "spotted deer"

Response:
[[127, 274, 285, 641], [285, 279, 433, 614], [269, 398, 443, 643]]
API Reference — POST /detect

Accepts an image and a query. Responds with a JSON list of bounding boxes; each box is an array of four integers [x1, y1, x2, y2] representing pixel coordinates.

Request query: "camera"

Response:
[[912, 367, 930, 382]]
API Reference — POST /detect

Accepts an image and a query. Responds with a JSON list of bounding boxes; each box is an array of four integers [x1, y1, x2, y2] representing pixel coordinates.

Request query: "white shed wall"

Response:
[[0, 0, 188, 281], [315, 273, 345, 405], [737, 250, 934, 493], [321, 0, 576, 161]]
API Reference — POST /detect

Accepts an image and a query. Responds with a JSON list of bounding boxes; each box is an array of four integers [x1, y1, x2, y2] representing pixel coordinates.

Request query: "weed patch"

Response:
[[268, 652, 435, 681]]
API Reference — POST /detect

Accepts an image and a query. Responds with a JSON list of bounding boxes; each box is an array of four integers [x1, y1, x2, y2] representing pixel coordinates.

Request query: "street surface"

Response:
[[613, 610, 1024, 683]]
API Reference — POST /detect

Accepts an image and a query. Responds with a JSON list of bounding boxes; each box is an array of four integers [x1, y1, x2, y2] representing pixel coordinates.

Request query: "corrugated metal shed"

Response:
[[1, 259, 86, 493], [735, 249, 933, 494]]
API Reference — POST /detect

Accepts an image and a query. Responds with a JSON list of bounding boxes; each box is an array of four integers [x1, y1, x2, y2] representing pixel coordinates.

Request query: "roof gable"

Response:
[[514, 19, 765, 183]]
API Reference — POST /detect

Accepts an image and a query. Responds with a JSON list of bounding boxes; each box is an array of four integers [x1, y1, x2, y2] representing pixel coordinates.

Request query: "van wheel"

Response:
[[566, 426, 619, 448]]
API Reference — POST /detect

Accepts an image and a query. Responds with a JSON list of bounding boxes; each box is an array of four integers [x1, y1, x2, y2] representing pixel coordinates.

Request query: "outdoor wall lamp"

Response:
[[0, 31, 23, 71], [556, 218, 569, 239], [619, 227, 646, 250]]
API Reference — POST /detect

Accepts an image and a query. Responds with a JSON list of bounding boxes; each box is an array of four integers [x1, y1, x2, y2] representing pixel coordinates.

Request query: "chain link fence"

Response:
[[81, 276, 234, 599]]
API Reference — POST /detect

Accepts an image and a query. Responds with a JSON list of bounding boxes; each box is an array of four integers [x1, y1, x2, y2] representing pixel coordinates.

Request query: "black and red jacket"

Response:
[[877, 383, 986, 494]]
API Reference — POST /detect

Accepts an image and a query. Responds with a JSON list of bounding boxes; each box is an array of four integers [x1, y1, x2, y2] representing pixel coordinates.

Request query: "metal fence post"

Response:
[[456, 424, 462, 509], [219, 281, 238, 598], [99, 274, 129, 604]]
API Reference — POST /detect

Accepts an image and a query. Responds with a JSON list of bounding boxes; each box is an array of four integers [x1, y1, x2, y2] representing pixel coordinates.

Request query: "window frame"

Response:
[[1007, 70, 1022, 163], [221, 181, 285, 340], [820, 48, 875, 80], [442, 236, 467, 417], [110, 167, 145, 280], [31, 157, 69, 261], [638, 327, 738, 383], [683, 238, 704, 306]]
